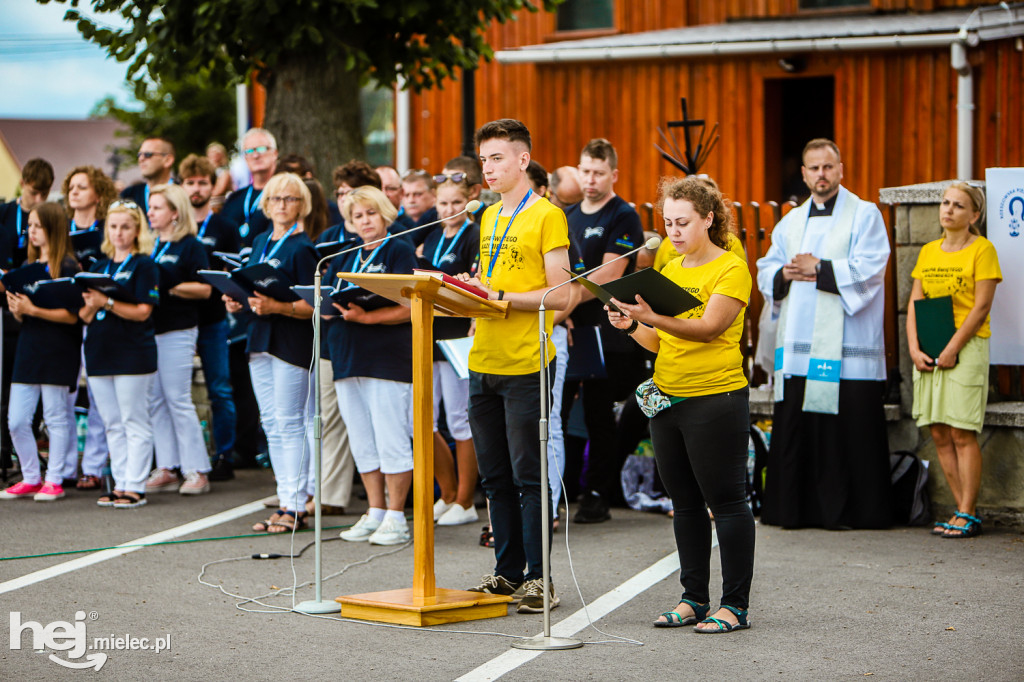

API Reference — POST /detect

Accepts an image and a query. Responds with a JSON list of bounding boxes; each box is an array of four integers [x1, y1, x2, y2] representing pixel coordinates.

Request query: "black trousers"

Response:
[[649, 387, 754, 610]]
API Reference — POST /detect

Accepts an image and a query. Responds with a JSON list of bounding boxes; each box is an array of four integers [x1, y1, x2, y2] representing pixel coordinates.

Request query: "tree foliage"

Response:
[[41, 0, 563, 95], [90, 69, 237, 170]]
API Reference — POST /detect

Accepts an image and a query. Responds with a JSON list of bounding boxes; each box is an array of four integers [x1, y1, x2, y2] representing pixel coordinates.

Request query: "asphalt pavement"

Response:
[[2, 468, 1021, 680]]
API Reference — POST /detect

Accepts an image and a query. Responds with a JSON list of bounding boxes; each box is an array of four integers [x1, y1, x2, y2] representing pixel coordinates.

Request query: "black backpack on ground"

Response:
[[890, 450, 930, 526]]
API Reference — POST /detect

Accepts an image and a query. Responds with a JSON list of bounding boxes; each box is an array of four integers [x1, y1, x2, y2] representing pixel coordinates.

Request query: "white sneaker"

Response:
[[340, 514, 381, 542], [368, 516, 411, 545], [437, 503, 479, 526], [433, 498, 453, 521]]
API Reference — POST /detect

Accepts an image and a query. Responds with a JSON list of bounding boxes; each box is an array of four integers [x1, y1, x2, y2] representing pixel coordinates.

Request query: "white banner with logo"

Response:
[[986, 167, 1024, 365]]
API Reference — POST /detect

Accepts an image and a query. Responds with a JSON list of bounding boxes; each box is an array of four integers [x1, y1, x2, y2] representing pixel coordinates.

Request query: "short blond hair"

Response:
[[150, 184, 197, 242], [259, 172, 312, 221], [102, 200, 155, 257], [342, 186, 398, 225]]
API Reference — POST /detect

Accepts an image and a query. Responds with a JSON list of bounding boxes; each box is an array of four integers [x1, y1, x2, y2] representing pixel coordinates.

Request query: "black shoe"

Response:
[[208, 455, 235, 481], [573, 491, 611, 524]]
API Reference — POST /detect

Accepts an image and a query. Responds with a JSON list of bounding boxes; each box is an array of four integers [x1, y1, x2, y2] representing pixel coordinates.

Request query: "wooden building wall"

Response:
[[409, 1, 1024, 210]]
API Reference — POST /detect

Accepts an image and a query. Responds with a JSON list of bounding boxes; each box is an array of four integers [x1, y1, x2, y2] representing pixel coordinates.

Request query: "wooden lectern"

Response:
[[334, 272, 511, 626]]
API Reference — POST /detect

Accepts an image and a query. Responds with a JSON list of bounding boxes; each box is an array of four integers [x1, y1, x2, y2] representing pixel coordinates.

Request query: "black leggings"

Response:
[[649, 387, 754, 610]]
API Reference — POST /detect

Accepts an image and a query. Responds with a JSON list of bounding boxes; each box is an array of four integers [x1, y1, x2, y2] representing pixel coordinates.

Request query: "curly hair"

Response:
[[657, 176, 733, 249], [61, 166, 117, 221]]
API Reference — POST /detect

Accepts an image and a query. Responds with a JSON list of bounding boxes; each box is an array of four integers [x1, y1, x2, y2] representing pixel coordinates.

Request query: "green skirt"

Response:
[[912, 335, 989, 433]]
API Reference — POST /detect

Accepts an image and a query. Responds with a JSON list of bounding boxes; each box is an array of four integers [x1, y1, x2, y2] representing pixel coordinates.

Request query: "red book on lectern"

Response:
[[413, 269, 489, 300]]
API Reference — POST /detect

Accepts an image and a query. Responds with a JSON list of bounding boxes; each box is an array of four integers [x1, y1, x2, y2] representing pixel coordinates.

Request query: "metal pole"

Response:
[[511, 305, 581, 650], [295, 271, 340, 614]]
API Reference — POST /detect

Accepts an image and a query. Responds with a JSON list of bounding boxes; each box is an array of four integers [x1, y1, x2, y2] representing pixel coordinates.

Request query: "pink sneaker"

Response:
[[0, 481, 44, 499], [179, 472, 210, 496], [145, 468, 180, 492], [34, 482, 65, 502]]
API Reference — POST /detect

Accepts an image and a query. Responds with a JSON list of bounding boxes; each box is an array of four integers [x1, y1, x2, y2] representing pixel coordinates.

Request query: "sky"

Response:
[[0, 1, 135, 119]]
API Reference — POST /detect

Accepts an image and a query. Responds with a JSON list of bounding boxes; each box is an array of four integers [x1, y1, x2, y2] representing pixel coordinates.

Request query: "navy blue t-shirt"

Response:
[[120, 182, 150, 213], [565, 195, 644, 327], [195, 212, 240, 326], [417, 219, 479, 360], [245, 229, 318, 368], [69, 218, 104, 268], [0, 200, 28, 270], [83, 254, 161, 376], [152, 234, 210, 334], [11, 257, 83, 387], [326, 238, 415, 383], [221, 184, 271, 248]]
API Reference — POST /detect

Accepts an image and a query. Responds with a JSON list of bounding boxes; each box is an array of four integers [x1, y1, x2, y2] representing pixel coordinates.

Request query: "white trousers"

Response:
[[548, 324, 569, 511], [249, 352, 312, 512], [334, 377, 412, 475], [79, 340, 109, 477], [151, 328, 209, 474], [87, 373, 156, 494], [9, 383, 73, 485], [432, 360, 472, 440]]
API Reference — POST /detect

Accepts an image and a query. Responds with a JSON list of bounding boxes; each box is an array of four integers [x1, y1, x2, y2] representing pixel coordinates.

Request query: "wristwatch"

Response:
[[104, 297, 115, 312], [623, 319, 639, 335]]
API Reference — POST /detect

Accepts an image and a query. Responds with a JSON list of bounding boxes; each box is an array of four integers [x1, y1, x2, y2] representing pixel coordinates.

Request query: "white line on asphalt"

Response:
[[457, 533, 718, 682], [0, 499, 266, 596]]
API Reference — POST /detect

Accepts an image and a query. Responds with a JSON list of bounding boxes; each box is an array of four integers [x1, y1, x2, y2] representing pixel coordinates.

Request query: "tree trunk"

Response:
[[262, 54, 365, 192]]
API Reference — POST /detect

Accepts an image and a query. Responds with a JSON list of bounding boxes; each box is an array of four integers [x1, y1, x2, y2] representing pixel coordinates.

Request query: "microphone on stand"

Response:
[[297, 197, 482, 615], [523, 234, 662, 644]]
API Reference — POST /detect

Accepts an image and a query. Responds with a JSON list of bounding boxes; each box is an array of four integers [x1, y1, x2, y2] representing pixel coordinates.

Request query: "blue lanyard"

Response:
[[244, 186, 264, 220], [15, 207, 25, 248], [104, 254, 133, 278], [152, 238, 172, 262], [432, 219, 470, 268], [486, 190, 532, 280], [143, 184, 150, 213], [198, 213, 212, 240], [258, 223, 297, 264], [70, 219, 101, 232], [351, 236, 390, 274]]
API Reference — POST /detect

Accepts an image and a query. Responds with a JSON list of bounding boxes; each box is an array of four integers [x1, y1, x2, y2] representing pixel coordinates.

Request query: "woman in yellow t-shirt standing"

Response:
[[608, 177, 754, 633], [907, 182, 1002, 539]]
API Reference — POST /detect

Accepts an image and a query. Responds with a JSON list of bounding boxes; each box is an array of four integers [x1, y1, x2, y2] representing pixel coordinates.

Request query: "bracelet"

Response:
[[623, 319, 639, 335], [497, 290, 505, 301]]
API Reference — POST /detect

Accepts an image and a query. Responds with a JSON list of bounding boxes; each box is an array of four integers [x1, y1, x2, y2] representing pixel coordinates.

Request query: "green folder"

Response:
[[914, 296, 957, 361]]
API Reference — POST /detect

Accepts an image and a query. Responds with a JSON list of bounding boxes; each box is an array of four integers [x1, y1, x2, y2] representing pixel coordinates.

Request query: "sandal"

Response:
[[77, 474, 102, 490], [931, 521, 951, 536], [943, 511, 982, 539], [266, 510, 306, 534], [695, 605, 750, 633], [97, 491, 125, 507], [253, 509, 286, 532], [654, 599, 710, 628], [113, 492, 147, 509]]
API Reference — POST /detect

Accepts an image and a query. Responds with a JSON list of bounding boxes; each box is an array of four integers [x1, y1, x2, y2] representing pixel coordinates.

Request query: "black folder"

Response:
[[73, 272, 140, 303], [565, 324, 606, 380], [914, 296, 957, 362], [27, 278, 85, 310], [579, 267, 703, 318], [1, 262, 49, 295], [329, 282, 392, 312], [291, 285, 338, 317], [199, 270, 252, 310], [70, 229, 104, 267], [232, 263, 300, 302]]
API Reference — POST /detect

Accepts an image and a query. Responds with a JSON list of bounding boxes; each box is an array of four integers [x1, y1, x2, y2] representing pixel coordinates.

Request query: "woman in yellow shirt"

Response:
[[608, 176, 753, 633], [907, 182, 1001, 539]]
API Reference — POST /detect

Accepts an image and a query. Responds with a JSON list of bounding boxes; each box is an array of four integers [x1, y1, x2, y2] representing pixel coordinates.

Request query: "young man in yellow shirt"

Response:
[[460, 119, 571, 613]]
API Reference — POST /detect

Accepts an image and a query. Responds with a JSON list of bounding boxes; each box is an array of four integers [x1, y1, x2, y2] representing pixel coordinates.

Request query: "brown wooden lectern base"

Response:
[[336, 588, 512, 627]]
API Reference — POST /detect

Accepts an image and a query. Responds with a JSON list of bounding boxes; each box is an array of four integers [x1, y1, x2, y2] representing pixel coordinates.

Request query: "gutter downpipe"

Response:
[[396, 74, 411, 173], [950, 39, 974, 181]]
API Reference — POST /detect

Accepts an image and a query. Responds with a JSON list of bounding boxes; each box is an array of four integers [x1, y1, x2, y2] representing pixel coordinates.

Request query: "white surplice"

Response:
[[756, 186, 889, 382]]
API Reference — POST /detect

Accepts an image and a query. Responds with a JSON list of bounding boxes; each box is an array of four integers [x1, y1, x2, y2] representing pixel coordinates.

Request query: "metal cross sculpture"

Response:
[[655, 97, 719, 175]]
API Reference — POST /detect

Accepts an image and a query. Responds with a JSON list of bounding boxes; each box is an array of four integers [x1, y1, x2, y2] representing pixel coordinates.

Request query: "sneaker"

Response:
[[0, 481, 43, 499], [340, 514, 381, 542], [467, 574, 523, 601], [145, 468, 180, 492], [573, 490, 611, 524], [437, 503, 479, 526], [208, 455, 235, 482], [34, 482, 65, 502], [179, 472, 210, 495], [433, 498, 453, 521], [516, 578, 559, 614], [368, 516, 411, 545]]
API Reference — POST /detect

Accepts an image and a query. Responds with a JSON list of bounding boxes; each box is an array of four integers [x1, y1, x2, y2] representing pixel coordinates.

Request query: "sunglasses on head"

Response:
[[109, 199, 140, 211], [432, 172, 466, 185]]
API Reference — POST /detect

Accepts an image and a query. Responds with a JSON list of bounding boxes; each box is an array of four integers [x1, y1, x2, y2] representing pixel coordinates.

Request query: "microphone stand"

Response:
[[512, 237, 658, 650], [294, 201, 480, 615]]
